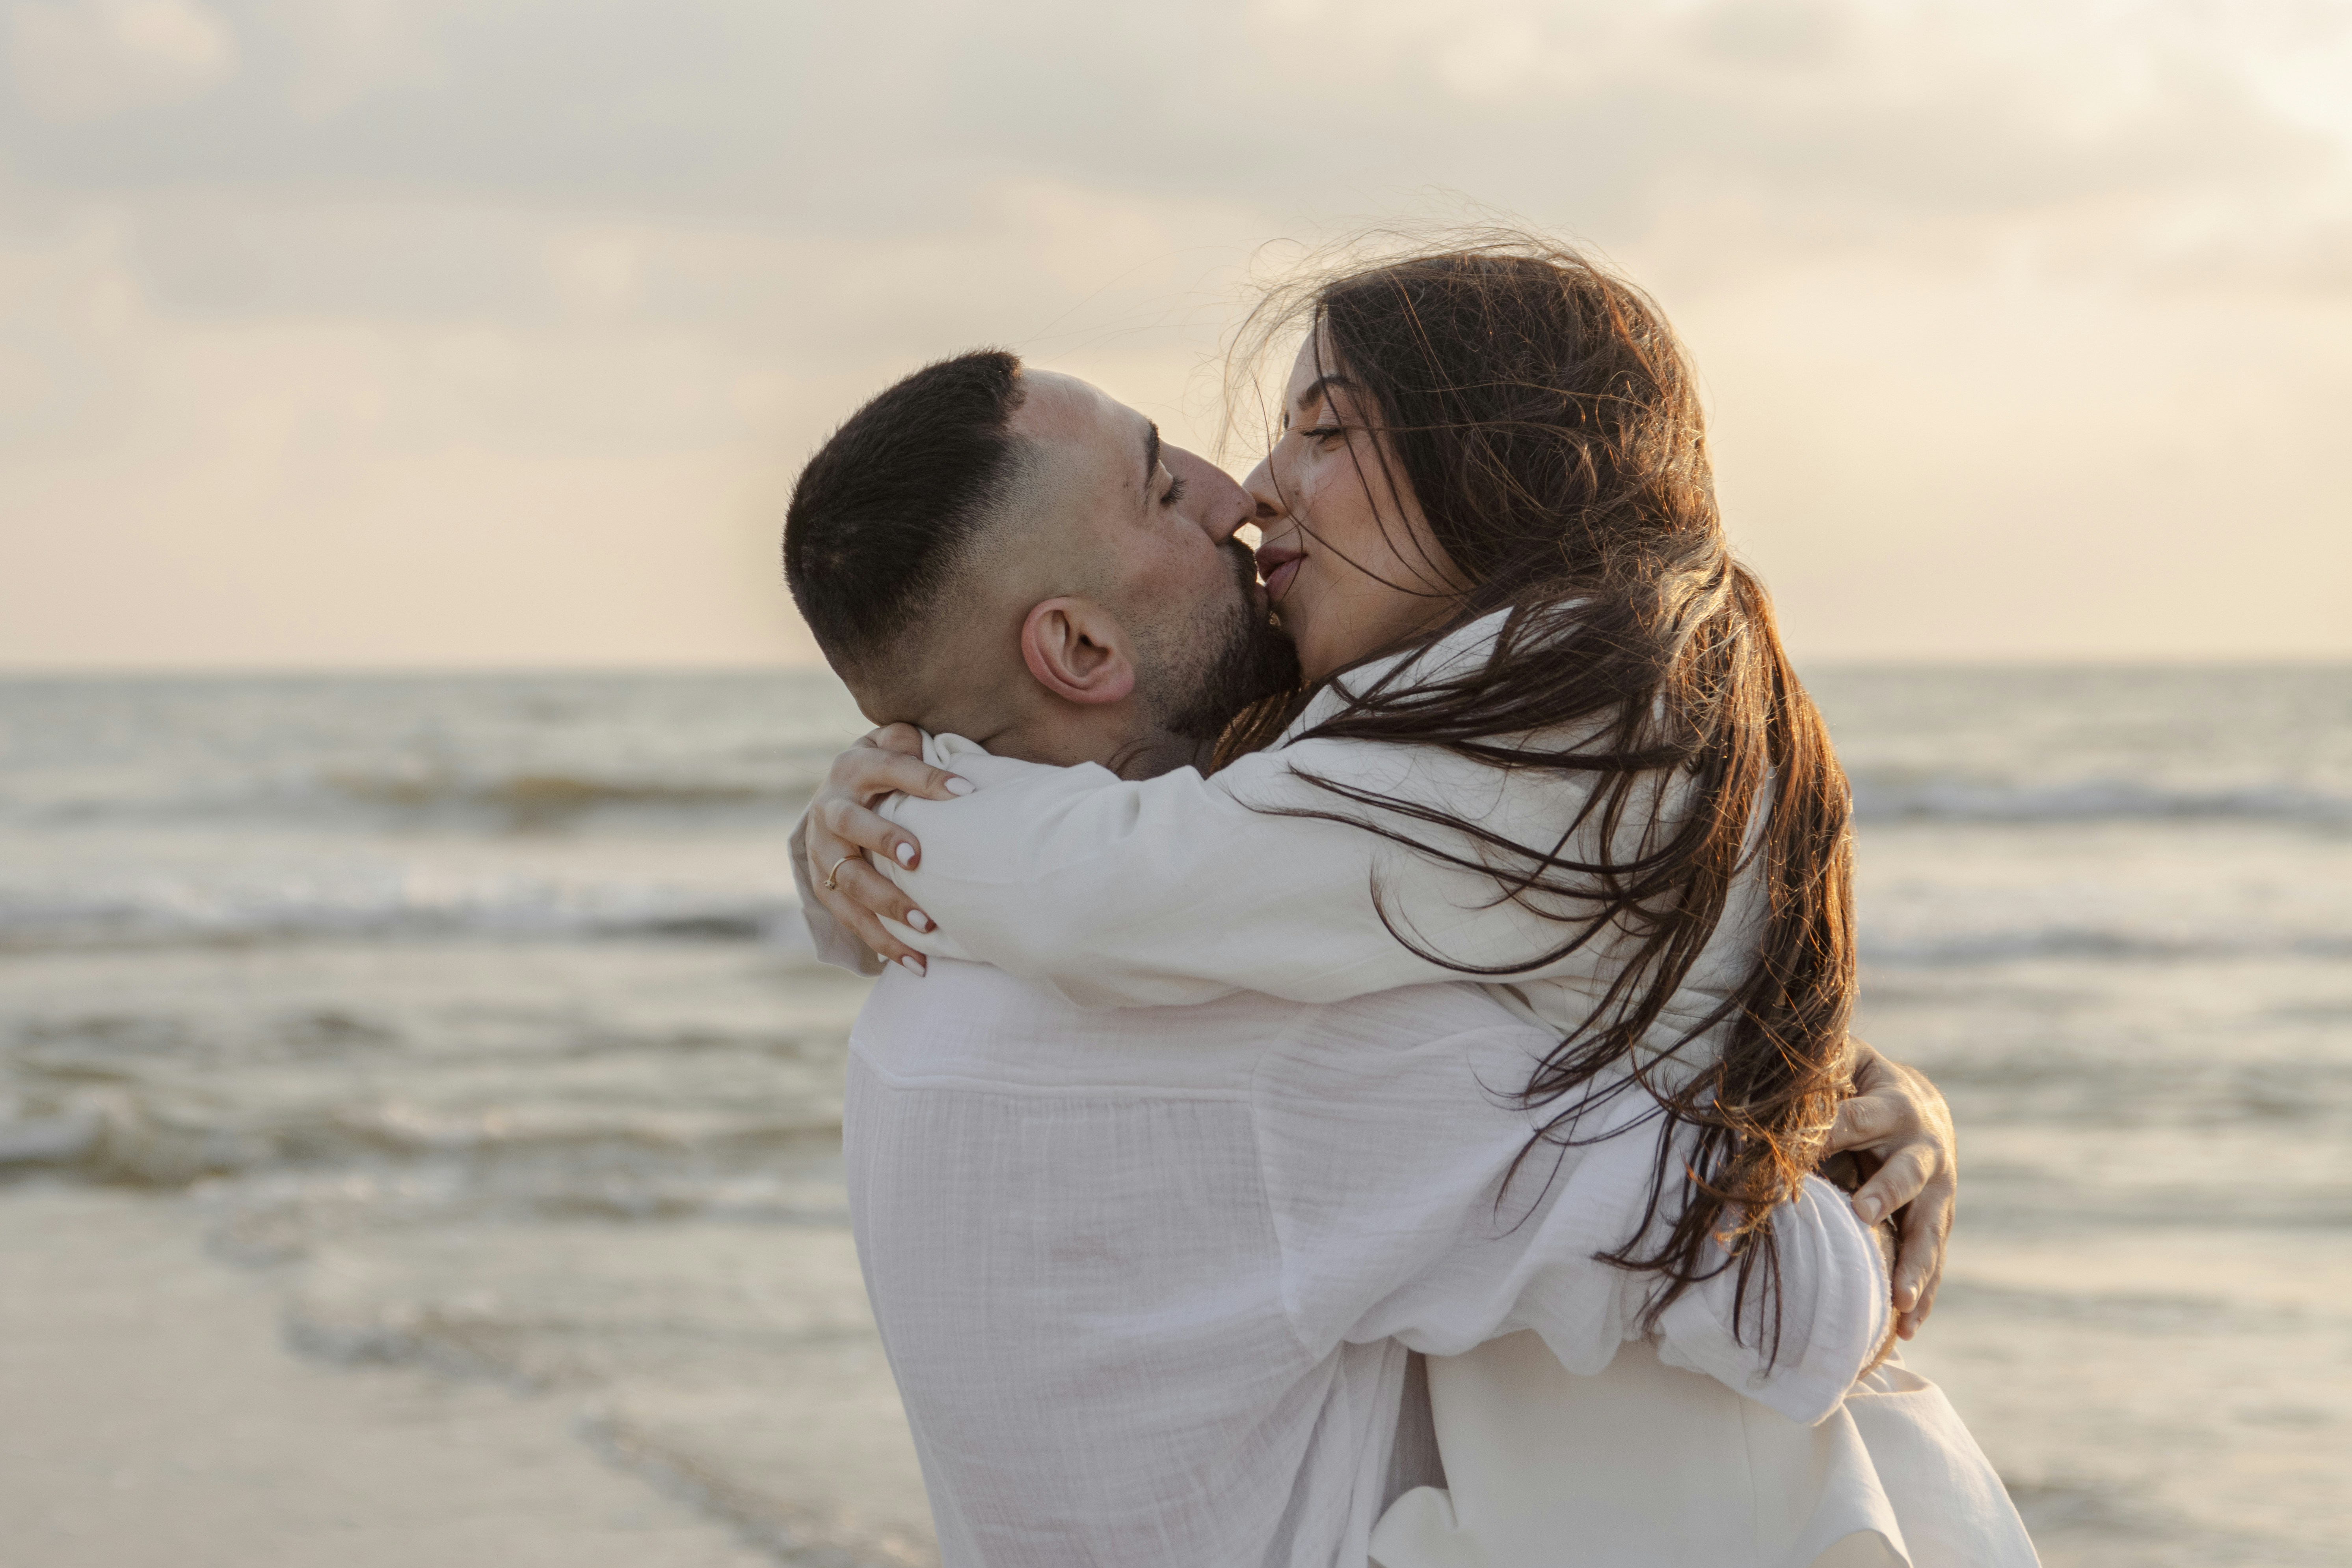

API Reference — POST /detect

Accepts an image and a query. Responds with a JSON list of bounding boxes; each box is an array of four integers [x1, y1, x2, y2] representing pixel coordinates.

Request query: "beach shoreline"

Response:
[[0, 1185, 932, 1568]]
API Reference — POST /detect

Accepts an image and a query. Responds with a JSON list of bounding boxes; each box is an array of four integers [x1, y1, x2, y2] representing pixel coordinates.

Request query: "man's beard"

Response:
[[1153, 541, 1304, 745]]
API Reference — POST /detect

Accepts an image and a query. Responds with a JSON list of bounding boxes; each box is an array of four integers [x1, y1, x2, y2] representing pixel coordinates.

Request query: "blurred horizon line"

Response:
[[6, 652, 2348, 683]]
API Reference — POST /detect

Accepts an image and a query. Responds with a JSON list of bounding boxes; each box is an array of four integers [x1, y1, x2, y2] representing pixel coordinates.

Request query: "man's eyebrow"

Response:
[[1141, 421, 1161, 497]]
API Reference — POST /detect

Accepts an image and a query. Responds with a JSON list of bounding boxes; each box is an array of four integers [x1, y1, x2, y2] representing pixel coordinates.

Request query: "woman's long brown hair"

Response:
[[1217, 233, 1858, 1356]]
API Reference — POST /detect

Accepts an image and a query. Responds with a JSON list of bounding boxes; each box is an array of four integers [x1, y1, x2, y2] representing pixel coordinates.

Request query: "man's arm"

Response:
[[1822, 1039, 1958, 1340]]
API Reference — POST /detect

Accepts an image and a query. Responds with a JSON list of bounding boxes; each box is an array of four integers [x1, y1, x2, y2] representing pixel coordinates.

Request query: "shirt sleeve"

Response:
[[882, 735, 1640, 1012], [1248, 990, 1889, 1427]]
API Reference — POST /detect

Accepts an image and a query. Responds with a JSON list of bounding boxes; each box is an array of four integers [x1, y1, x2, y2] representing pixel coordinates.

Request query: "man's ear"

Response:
[[1019, 597, 1135, 707]]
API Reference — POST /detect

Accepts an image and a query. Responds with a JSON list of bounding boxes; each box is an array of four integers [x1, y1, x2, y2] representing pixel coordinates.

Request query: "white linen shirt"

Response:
[[843, 960, 1889, 1568], [872, 613, 1769, 1065]]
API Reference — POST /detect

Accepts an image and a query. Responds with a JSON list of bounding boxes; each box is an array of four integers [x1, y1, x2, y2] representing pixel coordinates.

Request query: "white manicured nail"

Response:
[[899, 955, 925, 976], [906, 910, 932, 933], [944, 776, 976, 796], [895, 842, 917, 867]]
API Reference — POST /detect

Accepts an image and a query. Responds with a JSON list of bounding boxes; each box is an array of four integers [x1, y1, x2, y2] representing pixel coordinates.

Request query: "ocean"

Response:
[[0, 664, 2345, 1565]]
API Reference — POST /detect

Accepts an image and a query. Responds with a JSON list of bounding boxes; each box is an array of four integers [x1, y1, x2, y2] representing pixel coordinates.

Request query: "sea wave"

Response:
[[324, 768, 820, 826], [0, 668, 869, 830], [0, 871, 802, 947], [1848, 775, 2352, 826], [7, 767, 827, 833], [0, 1097, 847, 1192], [28, 768, 2345, 833], [1860, 924, 2352, 967]]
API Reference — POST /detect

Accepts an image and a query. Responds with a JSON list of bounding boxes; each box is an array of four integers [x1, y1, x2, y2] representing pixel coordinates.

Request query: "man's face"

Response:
[[1009, 372, 1299, 739]]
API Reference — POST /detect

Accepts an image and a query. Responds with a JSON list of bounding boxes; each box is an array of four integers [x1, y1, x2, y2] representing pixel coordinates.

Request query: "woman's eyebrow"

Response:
[[1295, 374, 1356, 416]]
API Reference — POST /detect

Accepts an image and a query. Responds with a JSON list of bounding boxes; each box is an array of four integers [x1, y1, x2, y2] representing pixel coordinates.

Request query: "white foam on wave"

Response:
[[1849, 774, 2352, 825], [0, 668, 871, 833], [1860, 923, 2352, 967], [0, 863, 804, 946]]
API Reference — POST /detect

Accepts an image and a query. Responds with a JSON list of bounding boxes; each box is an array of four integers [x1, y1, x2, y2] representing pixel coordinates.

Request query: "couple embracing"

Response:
[[782, 234, 2038, 1567]]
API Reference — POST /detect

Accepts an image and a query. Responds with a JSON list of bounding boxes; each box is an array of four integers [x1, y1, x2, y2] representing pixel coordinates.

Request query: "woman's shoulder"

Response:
[[1276, 610, 1517, 742]]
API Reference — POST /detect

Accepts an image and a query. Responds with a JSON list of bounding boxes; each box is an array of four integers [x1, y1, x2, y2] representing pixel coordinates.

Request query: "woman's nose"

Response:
[[1241, 454, 1288, 523]]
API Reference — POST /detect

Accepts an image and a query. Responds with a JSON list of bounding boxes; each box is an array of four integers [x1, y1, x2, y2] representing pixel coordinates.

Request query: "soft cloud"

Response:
[[0, 0, 2346, 665], [261, 0, 449, 120], [0, 181, 1265, 667], [9, 0, 236, 123], [8, 0, 2348, 290]]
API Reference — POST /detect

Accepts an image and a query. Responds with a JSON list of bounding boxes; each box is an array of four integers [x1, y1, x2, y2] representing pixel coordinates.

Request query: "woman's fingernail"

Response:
[[944, 776, 976, 796], [907, 910, 933, 933], [1854, 1195, 1883, 1225], [895, 842, 917, 867], [899, 955, 925, 976]]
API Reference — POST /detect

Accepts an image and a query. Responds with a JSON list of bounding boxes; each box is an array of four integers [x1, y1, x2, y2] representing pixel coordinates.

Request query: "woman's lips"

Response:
[[1258, 545, 1304, 603]]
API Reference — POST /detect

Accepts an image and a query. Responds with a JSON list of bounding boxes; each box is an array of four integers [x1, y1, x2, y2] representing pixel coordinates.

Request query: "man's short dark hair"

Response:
[[783, 349, 1029, 675]]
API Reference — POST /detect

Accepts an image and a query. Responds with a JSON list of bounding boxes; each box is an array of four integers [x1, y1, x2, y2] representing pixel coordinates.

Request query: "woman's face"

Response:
[[1243, 331, 1466, 682]]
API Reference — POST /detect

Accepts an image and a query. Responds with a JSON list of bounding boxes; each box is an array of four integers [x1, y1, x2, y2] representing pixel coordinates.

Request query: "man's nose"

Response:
[[1166, 446, 1254, 546]]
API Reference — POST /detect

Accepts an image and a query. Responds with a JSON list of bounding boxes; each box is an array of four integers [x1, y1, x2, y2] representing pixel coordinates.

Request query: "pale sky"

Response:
[[2, 0, 2347, 669]]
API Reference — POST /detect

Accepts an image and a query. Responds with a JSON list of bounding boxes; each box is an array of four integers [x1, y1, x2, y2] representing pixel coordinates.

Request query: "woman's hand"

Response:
[[1820, 1039, 1959, 1341], [801, 724, 973, 973]]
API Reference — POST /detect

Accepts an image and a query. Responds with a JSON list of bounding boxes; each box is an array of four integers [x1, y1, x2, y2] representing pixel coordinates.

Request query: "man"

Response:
[[782, 352, 1957, 1566]]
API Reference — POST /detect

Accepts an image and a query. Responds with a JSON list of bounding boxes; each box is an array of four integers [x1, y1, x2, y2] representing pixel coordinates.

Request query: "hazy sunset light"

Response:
[[4, 0, 2347, 668]]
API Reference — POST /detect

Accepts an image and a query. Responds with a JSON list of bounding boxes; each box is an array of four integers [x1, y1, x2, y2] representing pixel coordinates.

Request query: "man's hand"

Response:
[[800, 724, 971, 973], [1822, 1039, 1958, 1341]]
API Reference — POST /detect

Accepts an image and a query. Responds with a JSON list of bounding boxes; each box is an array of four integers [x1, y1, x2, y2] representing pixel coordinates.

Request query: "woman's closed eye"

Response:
[[1300, 425, 1348, 446]]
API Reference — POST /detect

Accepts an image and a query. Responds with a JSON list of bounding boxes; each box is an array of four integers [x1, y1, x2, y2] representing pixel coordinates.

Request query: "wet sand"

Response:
[[0, 1188, 829, 1568]]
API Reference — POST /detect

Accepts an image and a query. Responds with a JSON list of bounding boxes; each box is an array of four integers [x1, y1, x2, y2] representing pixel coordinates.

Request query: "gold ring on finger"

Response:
[[823, 854, 856, 891]]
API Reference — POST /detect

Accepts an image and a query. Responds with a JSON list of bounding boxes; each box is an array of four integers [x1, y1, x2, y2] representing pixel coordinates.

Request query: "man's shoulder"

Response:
[[923, 733, 1115, 789], [846, 960, 1296, 1099], [880, 736, 1120, 834], [848, 965, 1543, 1109]]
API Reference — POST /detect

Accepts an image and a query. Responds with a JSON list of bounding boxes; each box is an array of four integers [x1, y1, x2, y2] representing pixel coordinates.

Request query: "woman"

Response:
[[804, 236, 2034, 1566]]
